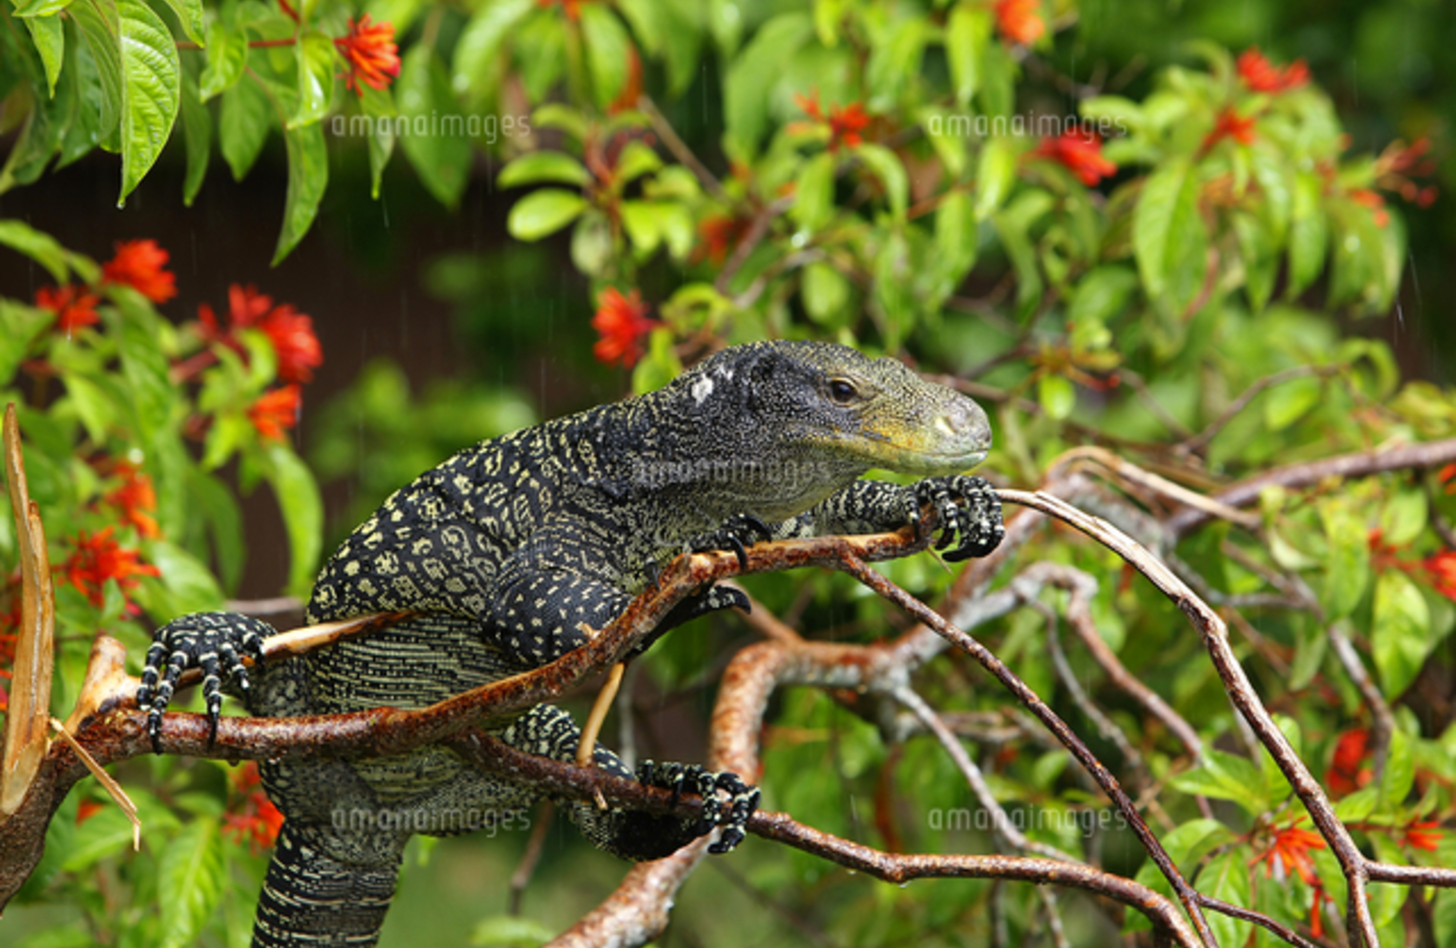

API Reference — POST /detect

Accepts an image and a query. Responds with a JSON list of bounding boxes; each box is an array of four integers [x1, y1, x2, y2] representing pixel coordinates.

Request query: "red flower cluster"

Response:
[[1425, 549, 1456, 602], [35, 285, 100, 334], [1255, 817, 1326, 886], [1324, 728, 1373, 796], [101, 239, 177, 303], [102, 460, 161, 539], [794, 91, 871, 152], [1237, 48, 1310, 93], [223, 762, 285, 853], [197, 284, 324, 384], [1203, 107, 1257, 151], [335, 15, 400, 96], [591, 287, 656, 368], [1032, 129, 1117, 186], [60, 527, 159, 607], [994, 0, 1045, 45], [249, 385, 304, 441], [694, 214, 753, 267], [1404, 819, 1443, 852]]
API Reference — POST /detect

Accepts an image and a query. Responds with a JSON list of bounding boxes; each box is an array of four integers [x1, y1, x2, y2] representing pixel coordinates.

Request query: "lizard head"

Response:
[[678, 340, 992, 482]]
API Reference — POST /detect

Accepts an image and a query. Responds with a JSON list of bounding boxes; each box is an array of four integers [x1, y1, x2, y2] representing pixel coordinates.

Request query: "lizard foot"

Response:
[[688, 513, 774, 570], [637, 760, 761, 854], [136, 612, 271, 754], [911, 475, 1005, 562]]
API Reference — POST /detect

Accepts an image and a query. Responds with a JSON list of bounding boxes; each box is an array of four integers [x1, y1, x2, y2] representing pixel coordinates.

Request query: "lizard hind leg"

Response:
[[253, 819, 406, 948]]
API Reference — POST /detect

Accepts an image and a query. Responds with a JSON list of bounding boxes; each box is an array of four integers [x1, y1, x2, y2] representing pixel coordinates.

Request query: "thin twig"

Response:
[[636, 95, 729, 204]]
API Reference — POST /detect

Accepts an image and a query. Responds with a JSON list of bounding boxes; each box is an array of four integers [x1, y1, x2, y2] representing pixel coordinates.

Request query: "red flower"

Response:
[[335, 15, 400, 96], [103, 461, 161, 539], [694, 215, 753, 266], [223, 762, 284, 852], [1349, 188, 1390, 228], [259, 305, 323, 384], [793, 91, 872, 152], [1403, 819, 1443, 852], [1203, 107, 1257, 150], [60, 527, 160, 607], [1424, 550, 1456, 602], [591, 287, 656, 368], [248, 386, 303, 441], [1440, 463, 1456, 495], [994, 0, 1045, 45], [537, 0, 583, 19], [101, 239, 177, 304], [1325, 728, 1373, 797], [35, 284, 101, 334], [1237, 48, 1309, 94], [1255, 818, 1326, 885], [76, 799, 105, 825], [198, 284, 274, 346], [1032, 129, 1118, 186]]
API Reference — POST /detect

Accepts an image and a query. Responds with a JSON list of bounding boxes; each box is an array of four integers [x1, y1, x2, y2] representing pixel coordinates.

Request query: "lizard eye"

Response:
[[828, 378, 858, 404]]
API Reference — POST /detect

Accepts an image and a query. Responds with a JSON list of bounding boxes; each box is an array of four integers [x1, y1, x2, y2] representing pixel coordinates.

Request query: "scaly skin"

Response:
[[138, 340, 1004, 946]]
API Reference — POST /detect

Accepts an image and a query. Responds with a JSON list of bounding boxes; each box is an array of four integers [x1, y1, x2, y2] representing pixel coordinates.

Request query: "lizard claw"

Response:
[[637, 760, 760, 854], [689, 513, 774, 570], [136, 612, 270, 754], [913, 475, 1004, 562]]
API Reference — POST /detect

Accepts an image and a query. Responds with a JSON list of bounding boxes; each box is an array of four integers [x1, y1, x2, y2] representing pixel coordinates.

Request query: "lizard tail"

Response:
[[253, 819, 403, 947]]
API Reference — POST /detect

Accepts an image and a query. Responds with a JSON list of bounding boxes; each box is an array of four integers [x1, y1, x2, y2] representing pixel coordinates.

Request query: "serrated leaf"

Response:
[[1372, 569, 1432, 698], [199, 18, 247, 101], [290, 30, 333, 129], [497, 151, 591, 189], [117, 0, 181, 204], [219, 76, 270, 180], [179, 55, 210, 206], [272, 120, 328, 264], [157, 818, 226, 948], [397, 46, 471, 209], [265, 442, 322, 597], [156, 0, 204, 44], [507, 189, 587, 242]]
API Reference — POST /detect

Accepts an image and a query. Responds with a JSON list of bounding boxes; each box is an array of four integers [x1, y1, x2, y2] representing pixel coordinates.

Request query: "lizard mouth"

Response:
[[854, 395, 992, 475]]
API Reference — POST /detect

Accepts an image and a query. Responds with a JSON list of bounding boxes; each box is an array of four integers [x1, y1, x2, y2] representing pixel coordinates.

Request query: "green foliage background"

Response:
[[2, 0, 1456, 945]]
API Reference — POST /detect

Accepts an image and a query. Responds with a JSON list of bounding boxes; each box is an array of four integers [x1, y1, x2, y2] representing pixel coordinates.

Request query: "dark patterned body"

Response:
[[138, 341, 1005, 946]]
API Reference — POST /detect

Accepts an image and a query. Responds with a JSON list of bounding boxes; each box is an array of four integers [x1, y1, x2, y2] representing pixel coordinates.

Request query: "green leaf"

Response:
[[219, 76, 271, 180], [864, 16, 927, 113], [70, 0, 124, 142], [199, 18, 247, 101], [155, 0, 204, 44], [117, 0, 181, 204], [507, 189, 588, 242], [22, 14, 65, 98], [578, 2, 632, 110], [1379, 728, 1414, 807], [1319, 500, 1371, 620], [973, 135, 1016, 221], [791, 151, 836, 233], [359, 83, 395, 200], [60, 805, 138, 873], [56, 24, 105, 168], [1379, 491, 1428, 548], [1169, 750, 1268, 814], [570, 210, 612, 276], [722, 12, 812, 159], [946, 3, 991, 108], [397, 46, 471, 209], [469, 914, 555, 948], [179, 55, 210, 206], [1263, 375, 1322, 431], [145, 539, 226, 614], [619, 200, 692, 261], [290, 30, 333, 129], [1038, 373, 1075, 420], [932, 189, 977, 296], [265, 442, 323, 597], [856, 143, 907, 221], [801, 261, 850, 325], [498, 151, 591, 189], [0, 218, 72, 283], [157, 818, 226, 948], [272, 120, 329, 265], [117, 305, 176, 441], [1068, 265, 1137, 351], [1372, 569, 1432, 698], [1133, 156, 1207, 309], [450, 0, 533, 99]]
